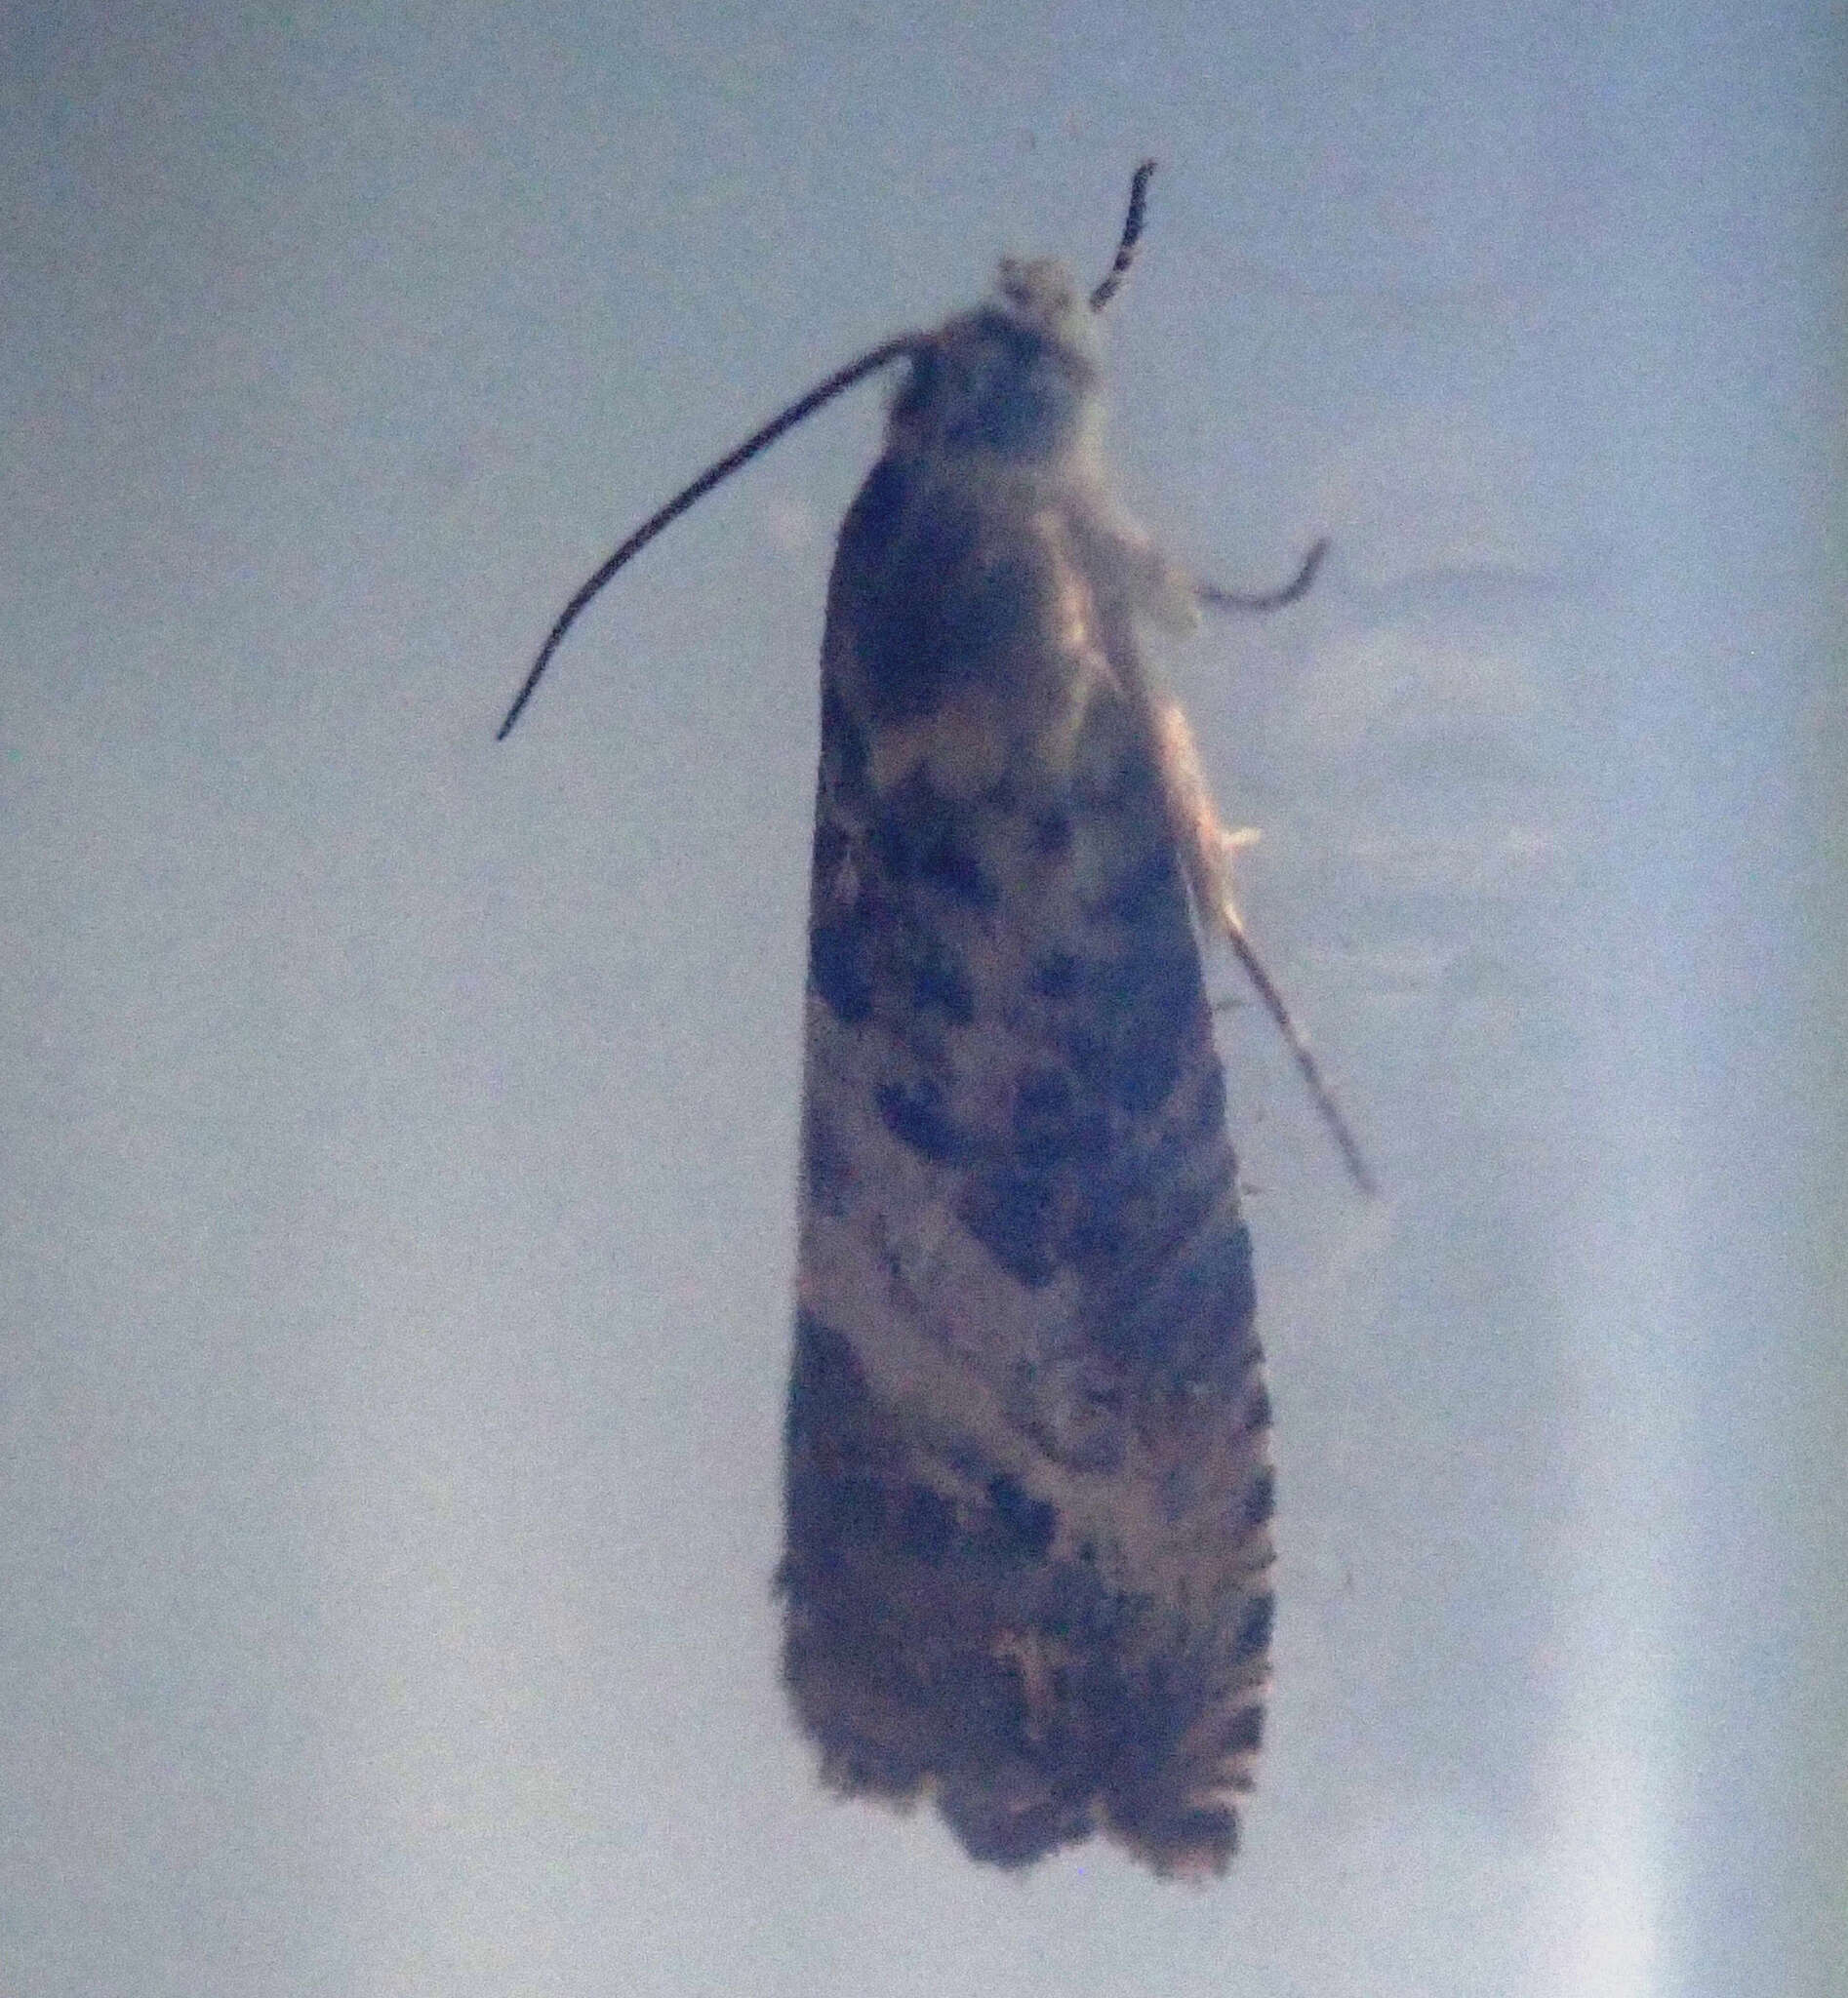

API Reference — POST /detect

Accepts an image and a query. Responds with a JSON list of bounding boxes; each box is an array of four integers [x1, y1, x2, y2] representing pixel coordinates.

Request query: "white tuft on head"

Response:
[[993, 258, 1095, 352]]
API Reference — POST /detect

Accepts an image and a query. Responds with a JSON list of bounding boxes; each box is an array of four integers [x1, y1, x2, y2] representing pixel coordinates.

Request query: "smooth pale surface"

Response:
[[3, 6, 1841, 1996]]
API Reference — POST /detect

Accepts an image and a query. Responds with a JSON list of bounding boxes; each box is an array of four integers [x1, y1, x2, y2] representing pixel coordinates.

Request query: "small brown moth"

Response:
[[501, 165, 1368, 1878]]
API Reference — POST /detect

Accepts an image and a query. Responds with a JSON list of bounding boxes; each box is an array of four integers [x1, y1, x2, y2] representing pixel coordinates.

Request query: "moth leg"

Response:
[[1065, 508, 1204, 635], [1149, 695, 1377, 1197], [1197, 538, 1328, 614], [1078, 521, 1328, 630]]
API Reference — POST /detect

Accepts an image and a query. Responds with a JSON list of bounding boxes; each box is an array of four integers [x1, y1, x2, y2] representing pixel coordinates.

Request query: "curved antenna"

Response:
[[1199, 537, 1329, 614], [497, 335, 915, 739], [1089, 158, 1158, 313]]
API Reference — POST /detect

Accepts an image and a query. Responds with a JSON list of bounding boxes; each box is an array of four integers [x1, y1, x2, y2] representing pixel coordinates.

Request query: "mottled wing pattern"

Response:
[[779, 433, 1277, 1876]]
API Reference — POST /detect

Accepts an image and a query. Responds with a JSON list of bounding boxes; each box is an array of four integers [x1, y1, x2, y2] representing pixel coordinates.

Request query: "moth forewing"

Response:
[[780, 250, 1277, 1878]]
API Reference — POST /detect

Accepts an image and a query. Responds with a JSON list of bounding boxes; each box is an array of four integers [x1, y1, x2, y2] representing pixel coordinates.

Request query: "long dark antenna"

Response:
[[496, 335, 914, 740], [1089, 158, 1157, 312]]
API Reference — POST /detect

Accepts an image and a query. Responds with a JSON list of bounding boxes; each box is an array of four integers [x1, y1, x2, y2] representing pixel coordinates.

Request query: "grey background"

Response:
[[4, 4, 1843, 1994]]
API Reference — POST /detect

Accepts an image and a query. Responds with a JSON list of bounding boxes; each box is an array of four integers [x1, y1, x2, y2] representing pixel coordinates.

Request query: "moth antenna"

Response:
[[498, 335, 916, 739], [1218, 902, 1376, 1197], [1199, 537, 1330, 614], [1088, 158, 1158, 313]]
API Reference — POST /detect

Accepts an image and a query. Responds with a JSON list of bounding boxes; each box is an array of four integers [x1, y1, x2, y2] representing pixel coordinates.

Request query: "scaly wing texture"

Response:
[[780, 448, 1276, 1877]]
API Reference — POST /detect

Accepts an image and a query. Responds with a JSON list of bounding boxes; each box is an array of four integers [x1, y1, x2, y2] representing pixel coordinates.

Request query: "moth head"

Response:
[[886, 256, 1104, 472]]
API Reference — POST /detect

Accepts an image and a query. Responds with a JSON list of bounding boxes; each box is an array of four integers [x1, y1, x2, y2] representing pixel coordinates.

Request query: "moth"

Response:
[[500, 164, 1368, 1878]]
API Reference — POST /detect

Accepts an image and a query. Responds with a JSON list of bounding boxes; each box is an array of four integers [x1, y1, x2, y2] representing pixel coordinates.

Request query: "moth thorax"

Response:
[[887, 257, 1103, 470]]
